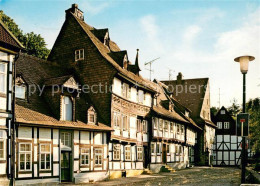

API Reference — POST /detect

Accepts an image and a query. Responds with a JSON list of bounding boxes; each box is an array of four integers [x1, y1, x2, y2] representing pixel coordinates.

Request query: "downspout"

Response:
[[11, 50, 19, 186]]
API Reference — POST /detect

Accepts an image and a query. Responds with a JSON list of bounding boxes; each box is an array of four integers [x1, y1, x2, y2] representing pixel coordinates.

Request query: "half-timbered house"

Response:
[[212, 106, 243, 166], [0, 20, 24, 185], [149, 80, 201, 172], [48, 4, 157, 179], [13, 54, 113, 185], [162, 72, 217, 165]]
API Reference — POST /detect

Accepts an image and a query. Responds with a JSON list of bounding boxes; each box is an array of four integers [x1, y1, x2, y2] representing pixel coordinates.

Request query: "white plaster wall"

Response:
[[53, 129, 59, 145], [144, 93, 152, 107], [80, 131, 90, 144], [74, 160, 79, 171], [122, 131, 129, 138], [0, 163, 6, 174], [125, 162, 131, 170], [74, 131, 79, 144], [94, 133, 102, 145], [113, 162, 120, 170], [74, 145, 79, 159], [136, 162, 143, 169], [0, 97, 6, 110], [129, 116, 136, 139], [0, 51, 8, 60], [39, 128, 51, 141], [18, 126, 32, 139], [39, 173, 51, 177], [53, 164, 59, 176], [114, 129, 120, 136], [0, 118, 5, 126], [112, 78, 121, 96], [53, 147, 59, 161], [130, 87, 137, 102]]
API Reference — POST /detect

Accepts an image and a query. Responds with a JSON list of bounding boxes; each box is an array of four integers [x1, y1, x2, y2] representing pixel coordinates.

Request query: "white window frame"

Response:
[[137, 119, 142, 133], [19, 143, 32, 171], [75, 49, 84, 61], [137, 146, 143, 161], [164, 121, 168, 132], [156, 143, 161, 155], [138, 90, 144, 104], [159, 119, 163, 131], [221, 110, 225, 115], [217, 122, 222, 129], [151, 143, 155, 155], [94, 149, 103, 166], [113, 111, 120, 129], [0, 138, 5, 160], [61, 132, 71, 147], [122, 114, 128, 131], [125, 146, 131, 161], [80, 148, 90, 165], [166, 144, 170, 154], [142, 120, 148, 133], [40, 144, 51, 170], [0, 63, 6, 94], [224, 122, 230, 129], [62, 96, 73, 121], [153, 118, 158, 129], [113, 144, 120, 160]]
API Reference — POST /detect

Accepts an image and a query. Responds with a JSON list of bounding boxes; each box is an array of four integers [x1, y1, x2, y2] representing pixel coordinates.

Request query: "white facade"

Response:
[[0, 50, 15, 182]]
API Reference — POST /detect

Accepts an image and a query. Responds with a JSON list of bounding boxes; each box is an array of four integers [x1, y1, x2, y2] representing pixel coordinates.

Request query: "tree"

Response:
[[247, 98, 260, 156], [0, 11, 50, 59], [228, 98, 241, 116]]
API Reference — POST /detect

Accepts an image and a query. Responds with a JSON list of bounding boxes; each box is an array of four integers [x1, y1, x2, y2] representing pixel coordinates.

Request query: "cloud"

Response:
[[183, 25, 202, 44], [81, 2, 110, 15]]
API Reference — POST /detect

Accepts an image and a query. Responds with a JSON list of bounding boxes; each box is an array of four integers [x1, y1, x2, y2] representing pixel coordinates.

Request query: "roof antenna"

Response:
[[167, 68, 175, 81], [144, 57, 160, 80]]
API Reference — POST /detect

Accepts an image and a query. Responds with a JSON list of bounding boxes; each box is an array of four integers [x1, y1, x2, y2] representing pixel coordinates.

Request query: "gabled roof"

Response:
[[108, 50, 127, 67], [70, 13, 157, 92], [154, 79, 201, 130], [0, 19, 24, 51], [162, 78, 209, 120], [15, 53, 112, 131]]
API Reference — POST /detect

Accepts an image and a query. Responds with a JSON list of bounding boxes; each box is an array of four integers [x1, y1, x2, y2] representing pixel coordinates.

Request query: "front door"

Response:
[[61, 151, 71, 182], [162, 144, 167, 163], [144, 146, 149, 168]]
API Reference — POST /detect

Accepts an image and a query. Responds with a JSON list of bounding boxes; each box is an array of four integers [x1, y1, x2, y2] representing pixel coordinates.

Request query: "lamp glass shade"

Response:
[[239, 56, 249, 74]]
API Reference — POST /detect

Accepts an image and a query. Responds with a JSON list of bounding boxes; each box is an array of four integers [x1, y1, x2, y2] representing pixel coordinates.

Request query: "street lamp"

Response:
[[234, 55, 255, 184]]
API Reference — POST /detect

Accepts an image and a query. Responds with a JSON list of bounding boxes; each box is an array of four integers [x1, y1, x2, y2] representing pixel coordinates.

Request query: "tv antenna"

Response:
[[167, 68, 175, 80], [144, 57, 160, 80]]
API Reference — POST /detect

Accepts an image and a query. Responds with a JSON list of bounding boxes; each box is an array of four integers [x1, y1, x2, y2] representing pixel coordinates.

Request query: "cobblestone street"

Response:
[[89, 167, 240, 186]]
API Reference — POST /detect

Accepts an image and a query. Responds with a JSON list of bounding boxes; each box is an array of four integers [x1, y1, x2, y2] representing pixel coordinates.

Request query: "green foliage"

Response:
[[0, 10, 50, 59], [210, 106, 218, 117], [247, 98, 260, 156]]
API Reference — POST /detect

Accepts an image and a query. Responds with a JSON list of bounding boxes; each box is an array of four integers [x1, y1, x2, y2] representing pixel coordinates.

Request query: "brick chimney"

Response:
[[66, 4, 84, 21], [177, 72, 183, 84]]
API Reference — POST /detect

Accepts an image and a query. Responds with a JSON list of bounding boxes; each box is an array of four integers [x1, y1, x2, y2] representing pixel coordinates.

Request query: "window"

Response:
[[62, 96, 73, 121], [125, 146, 131, 161], [19, 143, 31, 171], [177, 124, 180, 134], [164, 121, 168, 131], [61, 132, 71, 147], [170, 122, 174, 132], [151, 143, 155, 154], [217, 122, 222, 129], [81, 148, 89, 165], [166, 144, 170, 154], [137, 119, 142, 132], [138, 90, 144, 104], [122, 114, 128, 131], [89, 113, 95, 123], [113, 144, 120, 160], [137, 147, 143, 160], [0, 63, 6, 93], [181, 125, 184, 135], [15, 85, 26, 99], [159, 119, 163, 131], [94, 149, 102, 166], [224, 122, 230, 129], [40, 144, 51, 170], [122, 83, 130, 98], [175, 145, 179, 155], [142, 120, 148, 133], [153, 118, 158, 129], [75, 49, 84, 61], [113, 111, 120, 129], [0, 138, 4, 159], [221, 110, 225, 115], [156, 143, 161, 154]]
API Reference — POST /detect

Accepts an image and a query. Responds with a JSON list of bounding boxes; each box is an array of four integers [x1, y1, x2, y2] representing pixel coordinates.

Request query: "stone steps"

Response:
[[161, 165, 176, 173], [142, 168, 153, 174]]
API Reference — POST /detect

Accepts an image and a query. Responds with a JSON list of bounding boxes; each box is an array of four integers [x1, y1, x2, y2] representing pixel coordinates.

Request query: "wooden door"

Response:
[[61, 151, 71, 182], [162, 144, 167, 163]]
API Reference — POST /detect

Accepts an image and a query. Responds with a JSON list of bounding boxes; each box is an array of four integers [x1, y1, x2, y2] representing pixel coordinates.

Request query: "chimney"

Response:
[[66, 4, 84, 21], [177, 72, 183, 84]]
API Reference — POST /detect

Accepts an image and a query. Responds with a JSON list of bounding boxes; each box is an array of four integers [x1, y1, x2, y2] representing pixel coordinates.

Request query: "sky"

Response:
[[1, 0, 259, 108]]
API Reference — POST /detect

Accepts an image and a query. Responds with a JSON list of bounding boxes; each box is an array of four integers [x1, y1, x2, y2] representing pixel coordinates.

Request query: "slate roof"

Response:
[[70, 13, 157, 92], [153, 79, 201, 130], [0, 20, 24, 50], [45, 75, 73, 86], [15, 53, 112, 131], [162, 78, 208, 119]]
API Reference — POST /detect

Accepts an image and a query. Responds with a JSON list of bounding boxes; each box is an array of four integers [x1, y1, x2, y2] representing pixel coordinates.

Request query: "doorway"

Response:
[[162, 144, 167, 163], [61, 151, 71, 182]]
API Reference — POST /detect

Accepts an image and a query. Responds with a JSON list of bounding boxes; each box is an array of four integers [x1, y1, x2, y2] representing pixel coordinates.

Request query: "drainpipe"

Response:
[[11, 50, 19, 186]]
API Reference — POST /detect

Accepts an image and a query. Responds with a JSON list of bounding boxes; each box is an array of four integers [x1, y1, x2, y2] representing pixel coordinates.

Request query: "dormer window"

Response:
[[104, 32, 109, 47], [123, 55, 128, 69], [61, 96, 73, 121], [15, 85, 26, 99], [221, 110, 225, 115], [75, 49, 84, 61], [88, 106, 97, 124]]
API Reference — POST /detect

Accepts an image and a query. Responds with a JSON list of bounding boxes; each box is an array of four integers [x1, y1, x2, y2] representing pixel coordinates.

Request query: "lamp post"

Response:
[[234, 55, 255, 183]]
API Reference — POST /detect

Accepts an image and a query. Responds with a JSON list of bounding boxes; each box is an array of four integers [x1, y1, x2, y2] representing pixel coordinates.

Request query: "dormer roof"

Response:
[[45, 75, 79, 90]]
